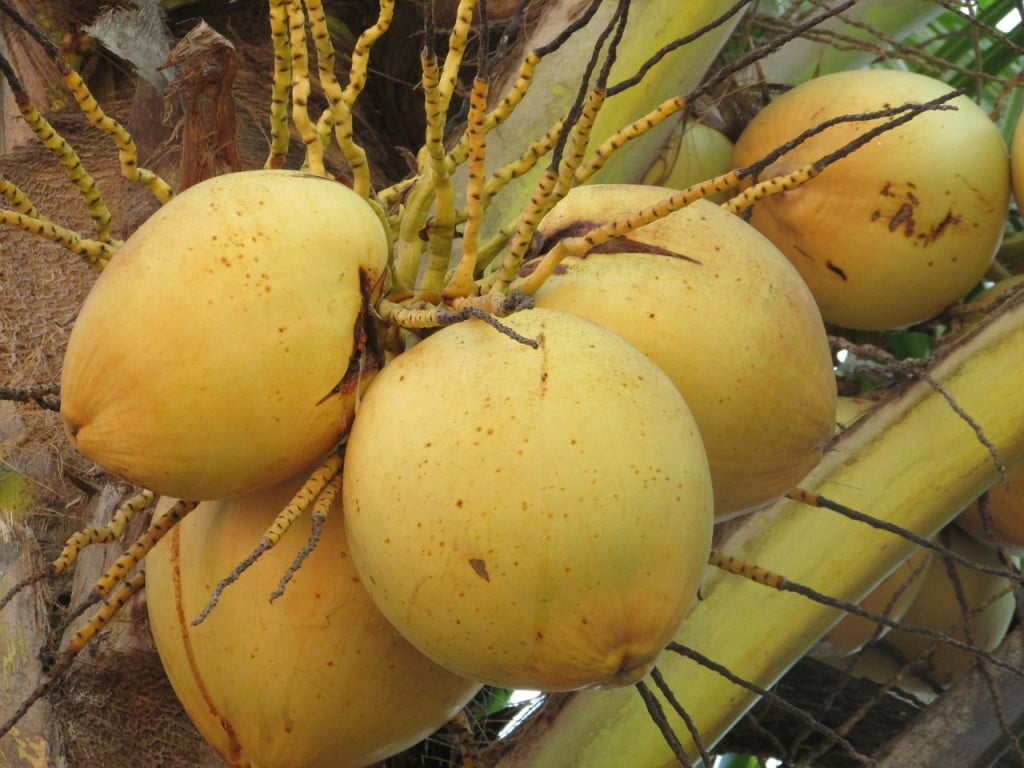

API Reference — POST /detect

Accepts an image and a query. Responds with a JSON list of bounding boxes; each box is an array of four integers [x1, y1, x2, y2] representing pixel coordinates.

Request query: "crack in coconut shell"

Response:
[[521, 221, 702, 278], [317, 269, 384, 408], [533, 219, 702, 261]]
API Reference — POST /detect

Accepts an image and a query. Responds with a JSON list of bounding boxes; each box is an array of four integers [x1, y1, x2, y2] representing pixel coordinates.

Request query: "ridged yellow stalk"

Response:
[[497, 290, 1024, 766], [463, 0, 743, 239]]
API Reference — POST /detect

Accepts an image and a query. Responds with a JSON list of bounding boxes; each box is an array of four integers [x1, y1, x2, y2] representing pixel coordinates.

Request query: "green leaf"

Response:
[[715, 754, 762, 768], [880, 329, 932, 359], [470, 687, 517, 719]]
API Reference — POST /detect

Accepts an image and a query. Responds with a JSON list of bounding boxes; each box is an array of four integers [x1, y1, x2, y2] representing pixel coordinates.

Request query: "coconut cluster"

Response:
[[58, 65, 1018, 766]]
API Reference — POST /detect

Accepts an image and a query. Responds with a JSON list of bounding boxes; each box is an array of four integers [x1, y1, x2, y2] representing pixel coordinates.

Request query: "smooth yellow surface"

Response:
[[145, 475, 480, 768], [533, 187, 836, 517], [61, 170, 388, 499], [343, 308, 713, 691], [732, 69, 1010, 331]]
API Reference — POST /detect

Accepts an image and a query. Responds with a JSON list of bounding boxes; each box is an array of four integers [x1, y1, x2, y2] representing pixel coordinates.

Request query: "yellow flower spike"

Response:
[[377, 290, 525, 331], [413, 50, 457, 305], [483, 3, 631, 291], [409, 0, 484, 305], [390, 171, 435, 297], [0, 209, 114, 270], [189, 453, 344, 625], [339, 0, 394, 197], [263, 453, 343, 547], [436, 0, 478, 117], [375, 176, 415, 209], [573, 0, 856, 193], [60, 70, 174, 204], [723, 162, 822, 216], [284, 1, 324, 176], [265, 0, 292, 168], [444, 76, 490, 301], [479, 118, 564, 213], [460, 0, 746, 242], [268, 471, 344, 601], [490, 167, 559, 293], [574, 94, 689, 186], [375, 299, 444, 330], [305, 0, 359, 180], [480, 89, 606, 293], [442, 51, 542, 174], [8, 494, 197, 713], [11, 99, 114, 242], [341, 0, 394, 107], [726, 87, 965, 218], [0, 45, 116, 246], [92, 499, 198, 598], [0, 490, 159, 630], [708, 550, 788, 590], [0, 178, 41, 219], [66, 573, 147, 654], [47, 491, 156, 578], [554, 87, 606, 198]]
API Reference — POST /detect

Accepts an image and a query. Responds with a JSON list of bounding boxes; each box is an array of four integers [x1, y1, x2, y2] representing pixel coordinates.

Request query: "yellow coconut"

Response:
[[342, 308, 714, 691], [642, 119, 735, 203], [811, 548, 932, 659], [530, 185, 836, 517], [956, 460, 1024, 556], [145, 472, 480, 768], [732, 69, 1010, 331], [61, 170, 388, 500], [882, 528, 1016, 687]]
